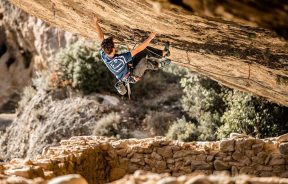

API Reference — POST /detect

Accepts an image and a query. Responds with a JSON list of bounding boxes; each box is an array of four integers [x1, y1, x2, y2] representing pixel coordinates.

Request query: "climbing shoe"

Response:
[[159, 58, 171, 68], [163, 41, 170, 57], [147, 57, 160, 70], [114, 81, 127, 95]]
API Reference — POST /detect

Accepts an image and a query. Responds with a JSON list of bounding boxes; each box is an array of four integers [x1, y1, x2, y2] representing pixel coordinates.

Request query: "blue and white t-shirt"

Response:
[[100, 49, 133, 80]]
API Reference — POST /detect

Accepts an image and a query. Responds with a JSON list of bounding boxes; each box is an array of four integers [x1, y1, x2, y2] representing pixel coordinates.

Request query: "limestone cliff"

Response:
[[0, 1, 33, 111], [0, 0, 78, 110], [179, 0, 288, 39], [9, 0, 288, 106]]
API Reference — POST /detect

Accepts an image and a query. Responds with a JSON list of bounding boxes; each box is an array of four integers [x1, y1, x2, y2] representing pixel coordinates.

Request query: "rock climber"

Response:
[[92, 17, 171, 95]]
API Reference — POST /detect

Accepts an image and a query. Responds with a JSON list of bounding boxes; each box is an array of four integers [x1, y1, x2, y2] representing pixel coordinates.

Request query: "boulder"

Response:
[[229, 133, 248, 139], [269, 156, 285, 165], [110, 168, 126, 181], [220, 140, 235, 152], [214, 160, 231, 171], [251, 152, 268, 165], [277, 133, 288, 143], [48, 174, 88, 184], [173, 150, 193, 159], [232, 151, 251, 165], [252, 143, 264, 154], [157, 147, 173, 158], [156, 177, 178, 184], [5, 167, 31, 178], [231, 166, 238, 176], [279, 143, 288, 155], [191, 160, 212, 170], [185, 175, 213, 184], [239, 167, 254, 175]]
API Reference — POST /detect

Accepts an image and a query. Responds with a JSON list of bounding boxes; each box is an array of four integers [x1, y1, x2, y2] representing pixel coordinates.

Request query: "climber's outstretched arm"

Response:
[[131, 32, 156, 57], [93, 17, 104, 42]]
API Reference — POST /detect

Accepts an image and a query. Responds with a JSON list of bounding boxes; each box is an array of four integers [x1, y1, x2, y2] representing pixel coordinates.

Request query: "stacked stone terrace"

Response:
[[1, 133, 288, 183]]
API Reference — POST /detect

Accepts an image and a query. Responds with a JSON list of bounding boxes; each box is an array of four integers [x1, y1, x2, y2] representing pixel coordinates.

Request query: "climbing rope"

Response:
[[126, 82, 131, 100], [49, 0, 61, 47], [51, 1, 56, 19], [57, 29, 61, 47]]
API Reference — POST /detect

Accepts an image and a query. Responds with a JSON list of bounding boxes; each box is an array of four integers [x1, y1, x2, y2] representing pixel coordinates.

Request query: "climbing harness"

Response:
[[114, 70, 138, 99]]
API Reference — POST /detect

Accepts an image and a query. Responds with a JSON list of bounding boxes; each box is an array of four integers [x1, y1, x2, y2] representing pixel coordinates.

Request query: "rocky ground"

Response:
[[0, 113, 15, 138]]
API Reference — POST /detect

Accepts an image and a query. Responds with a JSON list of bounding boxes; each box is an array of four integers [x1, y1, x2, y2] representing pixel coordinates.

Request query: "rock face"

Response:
[[0, 89, 120, 161], [9, 0, 288, 106], [179, 0, 288, 39], [0, 1, 33, 111], [0, 0, 79, 63], [1, 135, 288, 183], [0, 0, 78, 109]]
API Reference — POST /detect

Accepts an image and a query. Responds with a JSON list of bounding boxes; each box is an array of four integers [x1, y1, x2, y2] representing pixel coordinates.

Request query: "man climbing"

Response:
[[92, 17, 171, 95]]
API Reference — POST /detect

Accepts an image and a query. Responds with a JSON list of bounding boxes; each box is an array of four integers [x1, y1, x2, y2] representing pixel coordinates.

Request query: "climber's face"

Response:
[[109, 47, 116, 58]]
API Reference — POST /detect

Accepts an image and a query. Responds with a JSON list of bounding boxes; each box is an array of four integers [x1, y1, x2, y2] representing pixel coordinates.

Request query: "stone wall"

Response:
[[1, 134, 288, 183]]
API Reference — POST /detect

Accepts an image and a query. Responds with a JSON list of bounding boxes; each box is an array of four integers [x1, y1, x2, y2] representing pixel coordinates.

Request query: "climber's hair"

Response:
[[101, 37, 115, 55]]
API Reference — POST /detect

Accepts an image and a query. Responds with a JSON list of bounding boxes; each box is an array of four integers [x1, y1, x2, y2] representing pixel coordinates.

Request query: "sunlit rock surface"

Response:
[[0, 0, 78, 110], [8, 0, 288, 106]]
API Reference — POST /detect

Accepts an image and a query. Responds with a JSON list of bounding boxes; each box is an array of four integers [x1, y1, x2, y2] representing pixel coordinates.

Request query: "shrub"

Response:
[[178, 74, 288, 140], [162, 63, 188, 78], [17, 86, 37, 111], [217, 90, 288, 139], [144, 111, 175, 136], [93, 112, 130, 138], [166, 117, 199, 141], [179, 75, 226, 140], [33, 71, 52, 91]]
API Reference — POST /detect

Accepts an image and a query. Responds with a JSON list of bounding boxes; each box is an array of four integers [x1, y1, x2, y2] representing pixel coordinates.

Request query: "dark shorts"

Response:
[[131, 46, 163, 78]]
